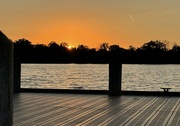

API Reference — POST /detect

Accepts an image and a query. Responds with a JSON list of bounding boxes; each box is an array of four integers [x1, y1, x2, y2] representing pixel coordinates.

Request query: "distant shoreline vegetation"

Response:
[[14, 39, 180, 64]]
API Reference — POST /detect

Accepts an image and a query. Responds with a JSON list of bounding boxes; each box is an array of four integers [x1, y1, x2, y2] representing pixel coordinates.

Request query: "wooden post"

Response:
[[0, 31, 13, 126], [109, 61, 122, 96], [14, 59, 21, 93]]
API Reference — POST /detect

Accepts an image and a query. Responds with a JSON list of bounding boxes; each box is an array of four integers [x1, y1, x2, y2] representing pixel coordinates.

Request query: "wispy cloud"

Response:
[[144, 9, 177, 17]]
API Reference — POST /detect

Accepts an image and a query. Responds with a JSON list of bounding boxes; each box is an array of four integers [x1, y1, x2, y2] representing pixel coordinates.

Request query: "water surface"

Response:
[[21, 64, 180, 92]]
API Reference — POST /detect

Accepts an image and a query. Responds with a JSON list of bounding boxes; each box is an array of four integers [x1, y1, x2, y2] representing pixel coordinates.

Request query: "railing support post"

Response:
[[0, 31, 13, 126], [109, 61, 122, 96], [14, 59, 21, 93]]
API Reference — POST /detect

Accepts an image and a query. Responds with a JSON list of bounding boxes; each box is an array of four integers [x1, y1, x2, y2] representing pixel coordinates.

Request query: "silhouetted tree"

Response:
[[59, 42, 69, 55], [13, 38, 180, 64], [48, 41, 59, 48], [128, 45, 136, 51], [75, 44, 90, 63], [168, 43, 180, 63], [77, 44, 89, 51], [99, 42, 109, 51], [33, 44, 49, 62], [140, 40, 168, 52], [60, 42, 68, 48], [109, 45, 120, 51], [137, 40, 169, 63], [109, 45, 122, 61], [14, 38, 33, 47], [171, 44, 180, 52], [14, 38, 34, 62], [96, 43, 109, 63]]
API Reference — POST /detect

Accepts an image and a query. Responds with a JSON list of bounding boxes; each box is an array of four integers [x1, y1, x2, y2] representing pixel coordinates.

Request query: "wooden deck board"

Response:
[[13, 93, 180, 126]]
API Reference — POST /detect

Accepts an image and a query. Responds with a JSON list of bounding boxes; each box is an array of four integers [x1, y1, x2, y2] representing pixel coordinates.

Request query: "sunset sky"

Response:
[[1, 0, 180, 48]]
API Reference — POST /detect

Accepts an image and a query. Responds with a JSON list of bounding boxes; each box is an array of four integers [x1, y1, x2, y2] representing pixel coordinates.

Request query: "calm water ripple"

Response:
[[21, 64, 180, 92]]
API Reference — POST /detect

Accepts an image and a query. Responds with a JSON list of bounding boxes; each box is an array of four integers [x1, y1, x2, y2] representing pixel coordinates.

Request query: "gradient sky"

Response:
[[1, 0, 180, 48]]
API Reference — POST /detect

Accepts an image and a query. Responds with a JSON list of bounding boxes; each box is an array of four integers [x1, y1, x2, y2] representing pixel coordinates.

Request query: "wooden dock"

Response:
[[13, 93, 180, 126]]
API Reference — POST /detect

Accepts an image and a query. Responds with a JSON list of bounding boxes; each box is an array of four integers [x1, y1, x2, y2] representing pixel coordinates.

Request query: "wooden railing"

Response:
[[13, 60, 123, 96]]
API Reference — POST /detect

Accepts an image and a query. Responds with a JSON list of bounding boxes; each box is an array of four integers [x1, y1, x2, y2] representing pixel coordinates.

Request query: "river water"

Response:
[[21, 64, 180, 92]]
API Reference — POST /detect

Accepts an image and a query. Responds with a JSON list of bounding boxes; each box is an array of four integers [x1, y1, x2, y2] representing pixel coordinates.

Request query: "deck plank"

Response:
[[13, 93, 180, 126]]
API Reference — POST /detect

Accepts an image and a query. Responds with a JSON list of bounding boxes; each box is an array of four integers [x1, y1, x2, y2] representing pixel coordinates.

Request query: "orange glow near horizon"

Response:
[[67, 45, 72, 50], [1, 0, 180, 49]]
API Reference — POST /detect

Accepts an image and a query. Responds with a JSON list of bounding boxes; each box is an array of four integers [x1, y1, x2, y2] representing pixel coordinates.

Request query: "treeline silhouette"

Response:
[[14, 39, 180, 64]]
